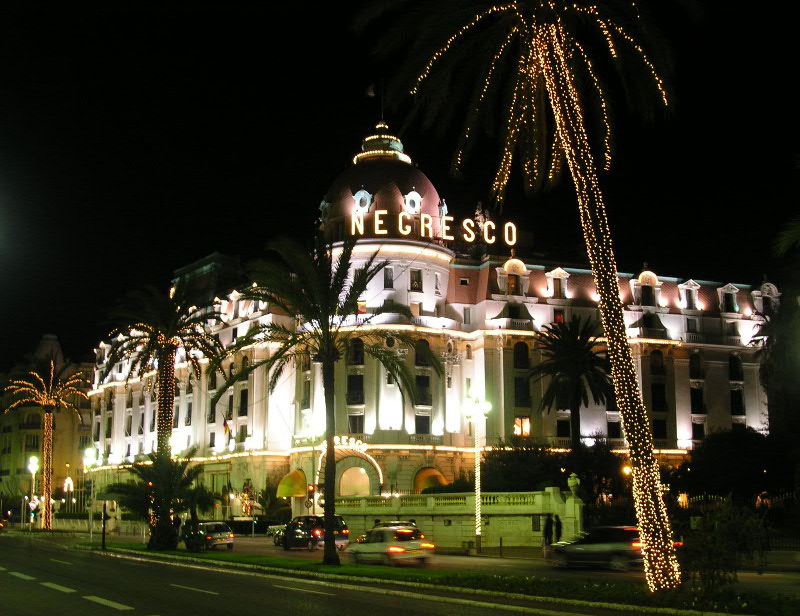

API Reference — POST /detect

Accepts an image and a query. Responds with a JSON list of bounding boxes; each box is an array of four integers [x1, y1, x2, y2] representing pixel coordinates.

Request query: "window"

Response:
[[25, 434, 39, 451], [686, 318, 698, 333], [301, 352, 311, 372], [465, 377, 472, 397], [348, 338, 365, 365], [384, 267, 394, 289], [689, 354, 703, 379], [640, 285, 656, 306], [514, 377, 531, 407], [730, 389, 745, 415], [237, 425, 248, 443], [513, 342, 529, 369], [435, 273, 441, 294], [207, 401, 216, 423], [185, 402, 193, 425], [347, 374, 364, 405], [149, 411, 155, 432], [556, 419, 571, 438], [125, 444, 131, 458], [507, 274, 520, 295], [347, 414, 364, 434], [729, 355, 744, 381], [690, 387, 704, 414], [238, 389, 249, 417], [209, 432, 216, 449], [465, 345, 472, 360], [513, 416, 531, 437], [607, 420, 622, 439], [553, 309, 565, 324], [105, 416, 113, 437], [464, 307, 471, 325], [552, 277, 564, 299], [208, 370, 217, 390], [415, 414, 431, 434], [460, 278, 469, 286], [722, 292, 737, 313], [227, 394, 234, 420], [651, 383, 667, 413], [301, 379, 311, 409], [650, 350, 665, 375], [173, 406, 180, 428], [652, 419, 667, 440], [415, 375, 432, 406], [410, 269, 423, 292], [410, 302, 421, 317], [685, 288, 697, 310], [726, 321, 739, 336], [125, 415, 132, 437], [415, 340, 431, 366], [692, 421, 705, 440]]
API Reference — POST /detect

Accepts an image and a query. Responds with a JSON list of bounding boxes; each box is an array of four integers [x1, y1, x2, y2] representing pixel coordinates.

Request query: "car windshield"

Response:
[[392, 528, 422, 541], [205, 524, 230, 534]]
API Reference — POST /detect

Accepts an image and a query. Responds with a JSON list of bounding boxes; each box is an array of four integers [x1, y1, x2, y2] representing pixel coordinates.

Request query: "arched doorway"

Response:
[[339, 467, 371, 496]]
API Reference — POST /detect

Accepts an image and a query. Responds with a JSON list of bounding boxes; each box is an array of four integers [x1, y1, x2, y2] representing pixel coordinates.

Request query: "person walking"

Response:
[[554, 515, 562, 543], [542, 513, 553, 558]]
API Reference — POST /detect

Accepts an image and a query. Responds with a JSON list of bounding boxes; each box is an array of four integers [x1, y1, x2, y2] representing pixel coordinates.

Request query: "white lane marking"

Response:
[[83, 596, 134, 611], [170, 583, 219, 595], [8, 572, 36, 580], [50, 558, 73, 565], [41, 582, 77, 593], [272, 584, 336, 596]]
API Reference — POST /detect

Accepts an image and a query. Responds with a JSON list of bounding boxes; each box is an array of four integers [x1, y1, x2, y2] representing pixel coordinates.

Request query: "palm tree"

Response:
[[363, 0, 681, 590], [103, 283, 224, 457], [4, 358, 88, 530], [528, 316, 612, 451], [215, 237, 440, 565], [107, 449, 217, 551]]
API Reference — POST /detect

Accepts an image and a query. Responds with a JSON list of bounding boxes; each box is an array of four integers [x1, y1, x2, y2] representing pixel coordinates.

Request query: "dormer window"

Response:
[[353, 189, 372, 214], [403, 190, 422, 214], [753, 282, 780, 315], [636, 271, 659, 306], [544, 267, 570, 300], [717, 284, 740, 314], [498, 258, 529, 296]]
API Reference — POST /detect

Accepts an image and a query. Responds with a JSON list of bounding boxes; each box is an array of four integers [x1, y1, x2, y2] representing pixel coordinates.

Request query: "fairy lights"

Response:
[[410, 1, 681, 591]]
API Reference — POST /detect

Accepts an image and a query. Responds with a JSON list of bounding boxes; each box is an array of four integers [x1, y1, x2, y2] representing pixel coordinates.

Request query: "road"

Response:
[[0, 533, 644, 616], [95, 531, 800, 598]]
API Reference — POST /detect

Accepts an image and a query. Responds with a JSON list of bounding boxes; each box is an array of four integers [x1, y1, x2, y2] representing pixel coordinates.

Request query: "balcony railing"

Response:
[[409, 434, 443, 446]]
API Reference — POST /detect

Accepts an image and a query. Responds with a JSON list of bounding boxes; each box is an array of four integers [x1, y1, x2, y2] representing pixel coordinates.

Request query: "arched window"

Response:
[[348, 338, 365, 365], [650, 350, 665, 375], [465, 344, 473, 360], [513, 342, 529, 369], [339, 466, 371, 496], [689, 353, 703, 380], [241, 356, 249, 373], [729, 354, 744, 381], [415, 339, 431, 367]]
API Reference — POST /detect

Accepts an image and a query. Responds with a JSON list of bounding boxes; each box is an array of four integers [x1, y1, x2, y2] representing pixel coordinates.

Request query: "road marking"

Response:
[[170, 583, 219, 595], [41, 582, 77, 593], [272, 584, 336, 596], [8, 572, 36, 580], [83, 596, 134, 611], [50, 558, 73, 566]]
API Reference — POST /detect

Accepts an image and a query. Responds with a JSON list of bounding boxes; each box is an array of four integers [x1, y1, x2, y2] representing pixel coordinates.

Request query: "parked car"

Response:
[[282, 515, 349, 551], [182, 521, 235, 552], [550, 526, 645, 571], [272, 526, 286, 546], [348, 524, 434, 566]]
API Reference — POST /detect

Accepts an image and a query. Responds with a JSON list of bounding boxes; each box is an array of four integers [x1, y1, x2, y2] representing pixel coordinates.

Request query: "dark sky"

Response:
[[0, 2, 797, 368]]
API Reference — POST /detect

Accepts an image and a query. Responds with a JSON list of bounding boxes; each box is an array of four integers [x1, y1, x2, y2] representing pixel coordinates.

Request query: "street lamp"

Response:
[[464, 397, 491, 552], [28, 456, 39, 531]]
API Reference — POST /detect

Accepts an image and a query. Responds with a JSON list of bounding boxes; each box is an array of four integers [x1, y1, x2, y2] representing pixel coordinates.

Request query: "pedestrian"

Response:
[[542, 513, 553, 558], [554, 515, 562, 543]]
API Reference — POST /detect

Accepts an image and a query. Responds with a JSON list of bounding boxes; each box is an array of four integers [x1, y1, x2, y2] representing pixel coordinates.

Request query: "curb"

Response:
[[87, 546, 754, 616]]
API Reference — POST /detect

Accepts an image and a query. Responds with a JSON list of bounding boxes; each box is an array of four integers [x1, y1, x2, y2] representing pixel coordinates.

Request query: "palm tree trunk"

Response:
[[156, 347, 177, 457], [543, 25, 681, 591], [569, 396, 581, 452], [42, 410, 54, 531], [321, 359, 340, 565]]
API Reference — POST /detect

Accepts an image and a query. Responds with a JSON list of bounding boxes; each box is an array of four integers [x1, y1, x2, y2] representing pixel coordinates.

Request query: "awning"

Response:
[[276, 469, 307, 498], [414, 468, 448, 493]]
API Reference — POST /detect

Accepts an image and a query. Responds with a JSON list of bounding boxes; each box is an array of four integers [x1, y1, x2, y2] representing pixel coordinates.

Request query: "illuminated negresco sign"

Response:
[[350, 212, 517, 246]]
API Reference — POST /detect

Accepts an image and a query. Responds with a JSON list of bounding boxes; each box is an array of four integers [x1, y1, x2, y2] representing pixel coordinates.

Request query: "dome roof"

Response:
[[321, 123, 443, 240]]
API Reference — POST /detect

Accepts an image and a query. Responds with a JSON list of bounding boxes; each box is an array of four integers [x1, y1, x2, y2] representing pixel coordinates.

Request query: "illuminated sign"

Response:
[[350, 212, 517, 247]]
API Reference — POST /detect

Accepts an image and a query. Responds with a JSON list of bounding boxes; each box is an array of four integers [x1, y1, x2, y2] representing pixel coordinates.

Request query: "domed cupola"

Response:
[[321, 122, 444, 242]]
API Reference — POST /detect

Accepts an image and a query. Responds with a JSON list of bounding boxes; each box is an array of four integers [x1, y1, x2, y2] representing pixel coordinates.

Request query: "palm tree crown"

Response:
[[529, 316, 612, 450], [4, 357, 88, 530], [104, 283, 224, 455], [216, 237, 440, 565]]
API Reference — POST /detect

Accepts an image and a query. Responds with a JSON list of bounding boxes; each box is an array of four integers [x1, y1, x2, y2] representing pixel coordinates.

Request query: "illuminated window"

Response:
[[553, 309, 565, 324], [410, 270, 423, 292], [513, 416, 531, 437], [464, 307, 471, 325], [347, 413, 364, 434], [552, 277, 564, 299], [507, 274, 520, 295], [384, 268, 394, 289]]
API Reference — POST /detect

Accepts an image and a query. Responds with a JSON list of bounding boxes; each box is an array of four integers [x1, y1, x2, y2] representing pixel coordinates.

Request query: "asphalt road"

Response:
[[0, 534, 638, 616]]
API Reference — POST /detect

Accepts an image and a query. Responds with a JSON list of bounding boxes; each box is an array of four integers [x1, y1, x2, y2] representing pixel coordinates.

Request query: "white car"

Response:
[[348, 525, 434, 566]]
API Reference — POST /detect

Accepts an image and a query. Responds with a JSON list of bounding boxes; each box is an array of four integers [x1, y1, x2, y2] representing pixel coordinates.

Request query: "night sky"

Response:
[[0, 2, 797, 368]]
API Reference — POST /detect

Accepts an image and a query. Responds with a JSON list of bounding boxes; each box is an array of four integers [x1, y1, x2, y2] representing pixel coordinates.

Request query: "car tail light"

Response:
[[631, 541, 643, 549], [420, 542, 435, 549], [205, 536, 212, 540], [229, 533, 235, 538], [387, 546, 406, 554], [673, 541, 683, 547], [342, 529, 349, 535], [313, 528, 322, 537]]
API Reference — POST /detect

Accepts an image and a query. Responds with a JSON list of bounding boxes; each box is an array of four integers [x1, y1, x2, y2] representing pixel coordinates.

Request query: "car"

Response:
[[282, 515, 349, 551], [372, 520, 417, 528], [550, 526, 646, 571], [182, 521, 235, 552], [348, 524, 434, 566], [272, 526, 286, 546]]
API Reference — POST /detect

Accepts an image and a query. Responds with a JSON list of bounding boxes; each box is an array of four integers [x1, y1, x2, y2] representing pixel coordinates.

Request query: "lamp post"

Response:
[[464, 397, 491, 553], [28, 456, 39, 531]]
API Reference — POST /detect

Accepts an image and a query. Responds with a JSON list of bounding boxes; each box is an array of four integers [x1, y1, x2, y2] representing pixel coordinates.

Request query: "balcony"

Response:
[[409, 434, 443, 446]]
